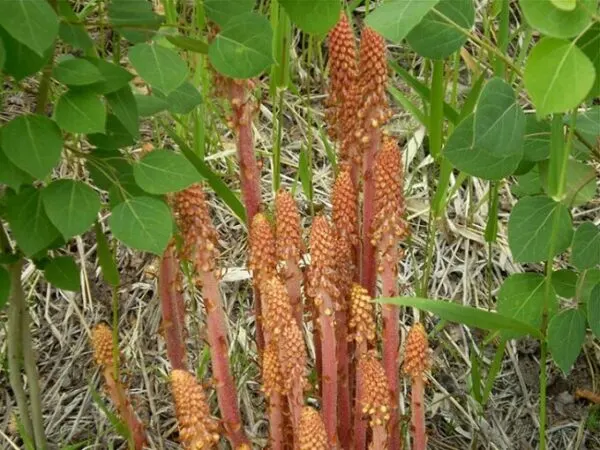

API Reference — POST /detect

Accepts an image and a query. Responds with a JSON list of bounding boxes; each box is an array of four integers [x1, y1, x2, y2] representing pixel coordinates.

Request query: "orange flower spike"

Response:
[[404, 323, 429, 450], [261, 276, 294, 339], [92, 323, 113, 368], [297, 407, 330, 450], [332, 168, 359, 247], [275, 190, 303, 325], [249, 213, 277, 287], [171, 370, 220, 450], [348, 284, 376, 349], [359, 352, 391, 450], [262, 340, 286, 449]]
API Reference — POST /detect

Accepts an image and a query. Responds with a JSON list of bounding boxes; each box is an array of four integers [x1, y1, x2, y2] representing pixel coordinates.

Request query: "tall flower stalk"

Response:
[[173, 185, 249, 448], [359, 351, 392, 450], [404, 323, 429, 450]]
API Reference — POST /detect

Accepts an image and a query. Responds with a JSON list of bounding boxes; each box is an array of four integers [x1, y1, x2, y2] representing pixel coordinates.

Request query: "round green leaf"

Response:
[[365, 0, 442, 43], [512, 165, 543, 198], [524, 38, 595, 117], [0, 147, 34, 191], [280, 0, 340, 35], [86, 58, 135, 95], [550, 0, 576, 11], [405, 0, 474, 59], [577, 24, 600, 98], [0, 266, 10, 311], [108, 0, 162, 43], [4, 187, 60, 256], [44, 256, 80, 291], [208, 12, 273, 79], [0, 0, 59, 55], [0, 28, 53, 82], [109, 196, 173, 255], [1, 114, 63, 179], [538, 159, 597, 207], [587, 284, 600, 339], [571, 222, 600, 271], [88, 114, 135, 150], [523, 115, 551, 162], [155, 81, 202, 115], [580, 270, 600, 304], [547, 308, 586, 374], [133, 150, 202, 195], [204, 0, 254, 27], [129, 43, 188, 95], [498, 273, 557, 337], [520, 0, 594, 38], [135, 94, 169, 117], [59, 22, 94, 52], [106, 86, 139, 139], [508, 195, 573, 263], [54, 90, 106, 134], [53, 58, 104, 86], [41, 180, 101, 240], [551, 269, 578, 298]]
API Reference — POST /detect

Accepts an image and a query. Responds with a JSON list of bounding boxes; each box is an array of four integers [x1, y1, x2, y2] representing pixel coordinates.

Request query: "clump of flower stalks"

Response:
[[93, 14, 427, 450]]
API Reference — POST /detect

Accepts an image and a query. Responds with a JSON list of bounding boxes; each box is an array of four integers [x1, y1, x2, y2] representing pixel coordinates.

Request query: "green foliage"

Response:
[[133, 150, 202, 195], [0, 28, 53, 81], [41, 180, 101, 240], [86, 58, 135, 95], [588, 285, 600, 338], [54, 90, 106, 134], [0, 0, 58, 55], [366, 0, 441, 43], [524, 37, 596, 117], [577, 24, 600, 98], [106, 86, 140, 138], [571, 223, 600, 271], [94, 223, 120, 287], [405, 0, 475, 59], [0, 149, 34, 191], [129, 43, 188, 95], [135, 95, 169, 117], [520, 0, 594, 38], [523, 115, 551, 162], [208, 12, 273, 78], [57, 0, 93, 52], [108, 197, 173, 255], [508, 196, 573, 263], [1, 115, 63, 179], [0, 266, 9, 310], [43, 256, 80, 291], [538, 159, 597, 206], [551, 269, 578, 298], [108, 0, 163, 43], [279, 0, 340, 35], [155, 82, 202, 115], [53, 58, 105, 86], [204, 0, 254, 27], [547, 308, 586, 373]]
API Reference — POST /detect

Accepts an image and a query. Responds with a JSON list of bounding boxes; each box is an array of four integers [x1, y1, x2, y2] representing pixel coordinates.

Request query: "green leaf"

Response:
[[0, 28, 52, 81], [0, 36, 5, 69], [59, 22, 94, 52], [588, 284, 600, 338], [550, 0, 576, 11], [204, 0, 254, 27], [133, 150, 201, 195], [378, 296, 543, 338], [524, 37, 595, 117], [88, 115, 135, 150], [94, 222, 120, 287], [573, 106, 600, 139], [166, 35, 209, 54], [572, 223, 600, 271], [547, 309, 586, 373], [0, 147, 34, 191], [44, 256, 80, 291], [577, 24, 600, 98], [109, 196, 173, 255], [106, 86, 139, 139], [520, 0, 594, 38], [580, 269, 600, 304], [53, 58, 104, 86], [108, 172, 148, 208], [280, 0, 340, 35], [365, 0, 441, 43], [538, 159, 597, 207], [405, 0, 474, 59], [108, 0, 163, 43], [0, 0, 59, 55], [4, 187, 60, 256], [86, 151, 133, 191], [155, 81, 202, 115], [54, 90, 106, 134], [208, 12, 273, 79], [552, 269, 578, 298], [497, 273, 557, 337], [508, 195, 573, 263], [511, 165, 543, 198], [41, 180, 101, 239], [135, 95, 169, 117], [129, 43, 188, 95], [86, 58, 135, 95], [1, 114, 63, 179], [523, 115, 551, 162], [0, 266, 10, 311]]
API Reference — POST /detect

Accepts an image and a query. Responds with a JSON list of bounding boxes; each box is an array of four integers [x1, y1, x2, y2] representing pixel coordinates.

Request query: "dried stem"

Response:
[[200, 271, 249, 447], [158, 244, 187, 370]]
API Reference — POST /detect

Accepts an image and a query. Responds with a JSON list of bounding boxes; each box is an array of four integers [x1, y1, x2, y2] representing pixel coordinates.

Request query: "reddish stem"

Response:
[[352, 340, 368, 450], [230, 81, 261, 223], [372, 425, 388, 450], [382, 246, 400, 450], [158, 246, 187, 371], [411, 376, 426, 450], [284, 257, 303, 326], [336, 308, 351, 450], [102, 368, 147, 450], [268, 392, 285, 450], [317, 290, 339, 449], [200, 271, 250, 447], [360, 128, 381, 297]]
